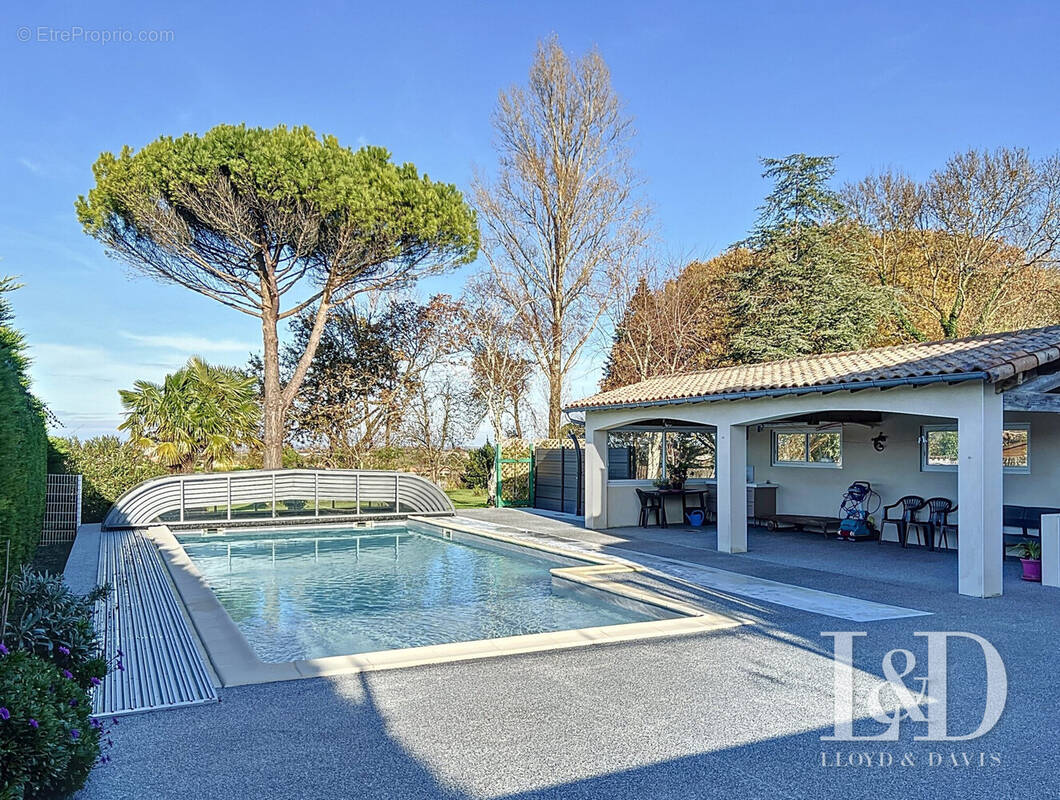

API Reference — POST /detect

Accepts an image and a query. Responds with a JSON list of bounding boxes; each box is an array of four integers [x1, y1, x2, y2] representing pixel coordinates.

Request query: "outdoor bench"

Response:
[[1003, 505, 1060, 540], [762, 514, 842, 537]]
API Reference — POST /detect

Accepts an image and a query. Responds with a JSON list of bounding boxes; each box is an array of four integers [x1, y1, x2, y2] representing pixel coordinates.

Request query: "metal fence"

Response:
[[495, 440, 533, 508], [41, 474, 82, 544], [101, 469, 455, 530]]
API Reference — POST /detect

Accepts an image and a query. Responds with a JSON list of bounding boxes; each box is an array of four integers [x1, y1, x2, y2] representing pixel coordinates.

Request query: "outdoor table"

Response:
[[649, 487, 710, 528]]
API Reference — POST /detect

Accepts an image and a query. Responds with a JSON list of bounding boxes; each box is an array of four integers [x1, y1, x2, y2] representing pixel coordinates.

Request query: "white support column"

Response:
[[717, 423, 747, 554], [957, 386, 1004, 597], [584, 423, 608, 530], [1042, 515, 1060, 588]]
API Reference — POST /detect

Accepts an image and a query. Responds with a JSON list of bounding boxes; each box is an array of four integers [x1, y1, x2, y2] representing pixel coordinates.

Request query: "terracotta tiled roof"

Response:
[[567, 326, 1060, 411]]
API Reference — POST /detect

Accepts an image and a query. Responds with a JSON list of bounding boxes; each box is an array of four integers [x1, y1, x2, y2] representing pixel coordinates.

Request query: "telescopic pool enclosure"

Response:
[[101, 469, 455, 530]]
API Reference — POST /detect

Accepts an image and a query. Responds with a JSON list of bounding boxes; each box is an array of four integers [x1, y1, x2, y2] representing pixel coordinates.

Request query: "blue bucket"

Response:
[[686, 509, 705, 527]]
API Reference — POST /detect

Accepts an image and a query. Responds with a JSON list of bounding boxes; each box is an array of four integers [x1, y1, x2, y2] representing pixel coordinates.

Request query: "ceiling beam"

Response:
[[1017, 370, 1060, 393], [1004, 391, 1060, 412]]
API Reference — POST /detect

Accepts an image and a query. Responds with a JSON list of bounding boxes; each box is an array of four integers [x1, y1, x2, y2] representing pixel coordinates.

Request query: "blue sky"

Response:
[[2, 0, 1058, 438]]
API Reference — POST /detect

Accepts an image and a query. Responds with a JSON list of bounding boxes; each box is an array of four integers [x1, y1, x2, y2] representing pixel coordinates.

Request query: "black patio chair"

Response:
[[879, 496, 927, 547], [913, 497, 957, 550], [635, 488, 666, 528]]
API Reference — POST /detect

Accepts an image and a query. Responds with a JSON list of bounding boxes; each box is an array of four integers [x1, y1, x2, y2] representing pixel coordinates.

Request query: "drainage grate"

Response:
[[93, 529, 218, 716]]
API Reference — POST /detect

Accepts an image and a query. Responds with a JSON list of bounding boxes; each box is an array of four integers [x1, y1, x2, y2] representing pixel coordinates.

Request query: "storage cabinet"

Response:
[[747, 484, 777, 523], [693, 483, 776, 523]]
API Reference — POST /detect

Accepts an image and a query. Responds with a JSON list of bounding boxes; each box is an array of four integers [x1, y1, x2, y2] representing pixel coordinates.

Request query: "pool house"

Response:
[[566, 326, 1060, 598]]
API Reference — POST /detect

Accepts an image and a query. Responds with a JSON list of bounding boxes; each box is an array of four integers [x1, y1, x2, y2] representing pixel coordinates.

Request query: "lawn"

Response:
[[445, 488, 489, 509]]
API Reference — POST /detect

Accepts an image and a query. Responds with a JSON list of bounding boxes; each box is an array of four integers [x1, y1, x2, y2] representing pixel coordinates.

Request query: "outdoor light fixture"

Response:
[[872, 433, 888, 452]]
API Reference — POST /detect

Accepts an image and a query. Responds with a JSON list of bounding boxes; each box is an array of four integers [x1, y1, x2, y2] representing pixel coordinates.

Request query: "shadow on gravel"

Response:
[[76, 672, 470, 800], [499, 720, 1023, 800]]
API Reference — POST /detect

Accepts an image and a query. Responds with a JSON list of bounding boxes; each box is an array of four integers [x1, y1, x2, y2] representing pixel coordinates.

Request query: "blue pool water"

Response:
[[176, 523, 658, 662]]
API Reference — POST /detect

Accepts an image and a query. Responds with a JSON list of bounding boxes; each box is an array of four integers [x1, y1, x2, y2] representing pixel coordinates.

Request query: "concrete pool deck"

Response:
[[459, 509, 1021, 609], [448, 514, 933, 621], [72, 509, 1060, 799]]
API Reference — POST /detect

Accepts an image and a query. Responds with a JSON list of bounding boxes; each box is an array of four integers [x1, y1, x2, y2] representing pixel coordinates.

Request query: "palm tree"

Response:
[[119, 357, 261, 472]]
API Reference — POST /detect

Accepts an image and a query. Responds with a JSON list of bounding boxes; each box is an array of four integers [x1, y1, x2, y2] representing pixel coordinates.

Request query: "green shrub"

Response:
[[47, 436, 166, 524], [3, 570, 109, 690], [461, 442, 494, 489], [0, 280, 47, 572], [1, 567, 115, 799], [0, 650, 100, 800], [361, 446, 409, 472]]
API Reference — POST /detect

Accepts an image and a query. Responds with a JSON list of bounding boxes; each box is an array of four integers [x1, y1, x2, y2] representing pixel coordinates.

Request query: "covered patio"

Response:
[[597, 520, 995, 597], [567, 327, 1060, 598]]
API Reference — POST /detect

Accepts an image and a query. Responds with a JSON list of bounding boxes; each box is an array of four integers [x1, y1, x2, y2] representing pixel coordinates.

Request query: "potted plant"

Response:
[[667, 461, 689, 490], [1007, 540, 1042, 582]]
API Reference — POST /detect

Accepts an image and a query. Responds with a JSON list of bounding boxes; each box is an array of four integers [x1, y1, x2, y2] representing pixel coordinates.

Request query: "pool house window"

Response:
[[921, 424, 1030, 473], [606, 425, 716, 481], [771, 428, 842, 468]]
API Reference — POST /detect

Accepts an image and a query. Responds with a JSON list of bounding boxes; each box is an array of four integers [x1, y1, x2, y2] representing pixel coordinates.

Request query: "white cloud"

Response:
[[119, 331, 256, 353], [29, 331, 258, 439], [47, 411, 127, 439], [17, 157, 43, 175], [28, 343, 187, 438]]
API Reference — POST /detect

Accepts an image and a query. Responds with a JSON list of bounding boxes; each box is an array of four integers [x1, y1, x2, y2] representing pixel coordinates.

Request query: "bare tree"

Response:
[[275, 299, 400, 467], [474, 36, 649, 435], [459, 276, 534, 442], [402, 372, 481, 485], [846, 148, 1060, 340], [601, 250, 749, 390], [378, 295, 466, 446], [271, 294, 465, 466]]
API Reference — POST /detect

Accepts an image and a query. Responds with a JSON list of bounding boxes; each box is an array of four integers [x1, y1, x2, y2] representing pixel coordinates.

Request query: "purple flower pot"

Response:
[[1020, 558, 1042, 582]]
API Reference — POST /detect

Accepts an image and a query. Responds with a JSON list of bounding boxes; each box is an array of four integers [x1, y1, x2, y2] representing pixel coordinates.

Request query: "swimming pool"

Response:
[[176, 521, 666, 662]]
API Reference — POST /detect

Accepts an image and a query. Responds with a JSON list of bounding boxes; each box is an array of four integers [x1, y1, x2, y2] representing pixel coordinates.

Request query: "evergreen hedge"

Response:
[[0, 283, 47, 572]]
